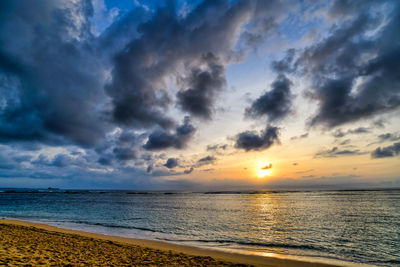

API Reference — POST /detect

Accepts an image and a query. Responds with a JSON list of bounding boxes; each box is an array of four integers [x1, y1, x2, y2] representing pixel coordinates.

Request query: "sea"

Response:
[[0, 189, 399, 266]]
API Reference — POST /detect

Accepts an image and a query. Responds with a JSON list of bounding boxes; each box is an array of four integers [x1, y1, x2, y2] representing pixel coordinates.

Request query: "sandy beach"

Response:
[[0, 219, 353, 266]]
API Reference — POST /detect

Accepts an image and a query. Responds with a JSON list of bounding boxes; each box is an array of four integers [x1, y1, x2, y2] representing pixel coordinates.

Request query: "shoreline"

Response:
[[0, 218, 370, 266]]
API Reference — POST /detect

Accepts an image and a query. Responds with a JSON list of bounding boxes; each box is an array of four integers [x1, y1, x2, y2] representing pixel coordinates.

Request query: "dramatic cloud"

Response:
[[245, 74, 293, 122], [143, 116, 196, 150], [113, 147, 136, 161], [371, 142, 400, 158], [177, 53, 226, 119], [51, 154, 75, 168], [98, 155, 113, 166], [235, 126, 280, 151], [297, 0, 400, 128], [315, 147, 366, 158], [0, 0, 289, 146], [105, 0, 289, 127], [0, 0, 109, 146], [164, 158, 179, 169], [0, 0, 296, 188]]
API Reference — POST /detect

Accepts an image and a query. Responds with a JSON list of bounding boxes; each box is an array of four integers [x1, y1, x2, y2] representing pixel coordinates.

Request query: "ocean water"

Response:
[[0, 189, 399, 266]]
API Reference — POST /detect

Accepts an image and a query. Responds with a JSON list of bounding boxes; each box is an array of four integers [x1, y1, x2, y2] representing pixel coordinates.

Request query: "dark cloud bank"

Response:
[[235, 126, 280, 151], [245, 74, 293, 123], [0, 0, 399, 188], [234, 0, 400, 155], [0, 0, 289, 176], [0, 0, 107, 146], [298, 0, 400, 128], [143, 116, 196, 150], [267, 0, 400, 131]]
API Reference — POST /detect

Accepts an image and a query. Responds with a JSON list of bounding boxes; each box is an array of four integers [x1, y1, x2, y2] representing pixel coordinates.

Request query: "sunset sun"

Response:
[[257, 168, 271, 178], [256, 163, 273, 178]]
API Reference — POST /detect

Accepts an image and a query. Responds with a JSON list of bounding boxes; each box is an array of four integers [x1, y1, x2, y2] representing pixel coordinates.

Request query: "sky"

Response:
[[0, 0, 399, 190]]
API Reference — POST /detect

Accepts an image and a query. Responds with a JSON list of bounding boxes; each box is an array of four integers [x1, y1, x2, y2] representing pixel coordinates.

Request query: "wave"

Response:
[[54, 220, 164, 234], [57, 220, 329, 252], [24, 218, 326, 252], [162, 238, 327, 252]]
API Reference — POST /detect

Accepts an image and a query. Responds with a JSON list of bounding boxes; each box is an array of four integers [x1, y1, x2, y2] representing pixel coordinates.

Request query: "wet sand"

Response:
[[0, 219, 348, 266]]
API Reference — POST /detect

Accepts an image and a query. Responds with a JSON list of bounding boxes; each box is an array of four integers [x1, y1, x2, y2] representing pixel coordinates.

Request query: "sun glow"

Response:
[[257, 168, 271, 178], [255, 161, 273, 178]]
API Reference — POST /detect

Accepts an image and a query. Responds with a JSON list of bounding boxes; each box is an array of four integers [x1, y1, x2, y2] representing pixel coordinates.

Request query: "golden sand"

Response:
[[0, 219, 349, 266], [0, 223, 245, 266]]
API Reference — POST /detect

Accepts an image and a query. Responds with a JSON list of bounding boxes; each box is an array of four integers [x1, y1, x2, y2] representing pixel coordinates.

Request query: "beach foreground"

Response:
[[0, 219, 345, 266]]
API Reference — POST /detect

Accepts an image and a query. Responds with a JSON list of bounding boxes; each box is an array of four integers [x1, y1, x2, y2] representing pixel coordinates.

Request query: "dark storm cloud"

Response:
[[0, 0, 109, 146], [315, 147, 366, 158], [96, 131, 139, 165], [177, 53, 226, 119], [235, 126, 280, 151], [105, 0, 289, 127], [113, 147, 136, 161], [245, 74, 293, 123], [98, 154, 113, 166], [164, 158, 179, 169], [143, 116, 196, 150], [371, 142, 400, 158], [118, 131, 136, 145], [297, 0, 400, 128], [0, 0, 288, 149], [0, 0, 292, 184], [51, 154, 74, 167]]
